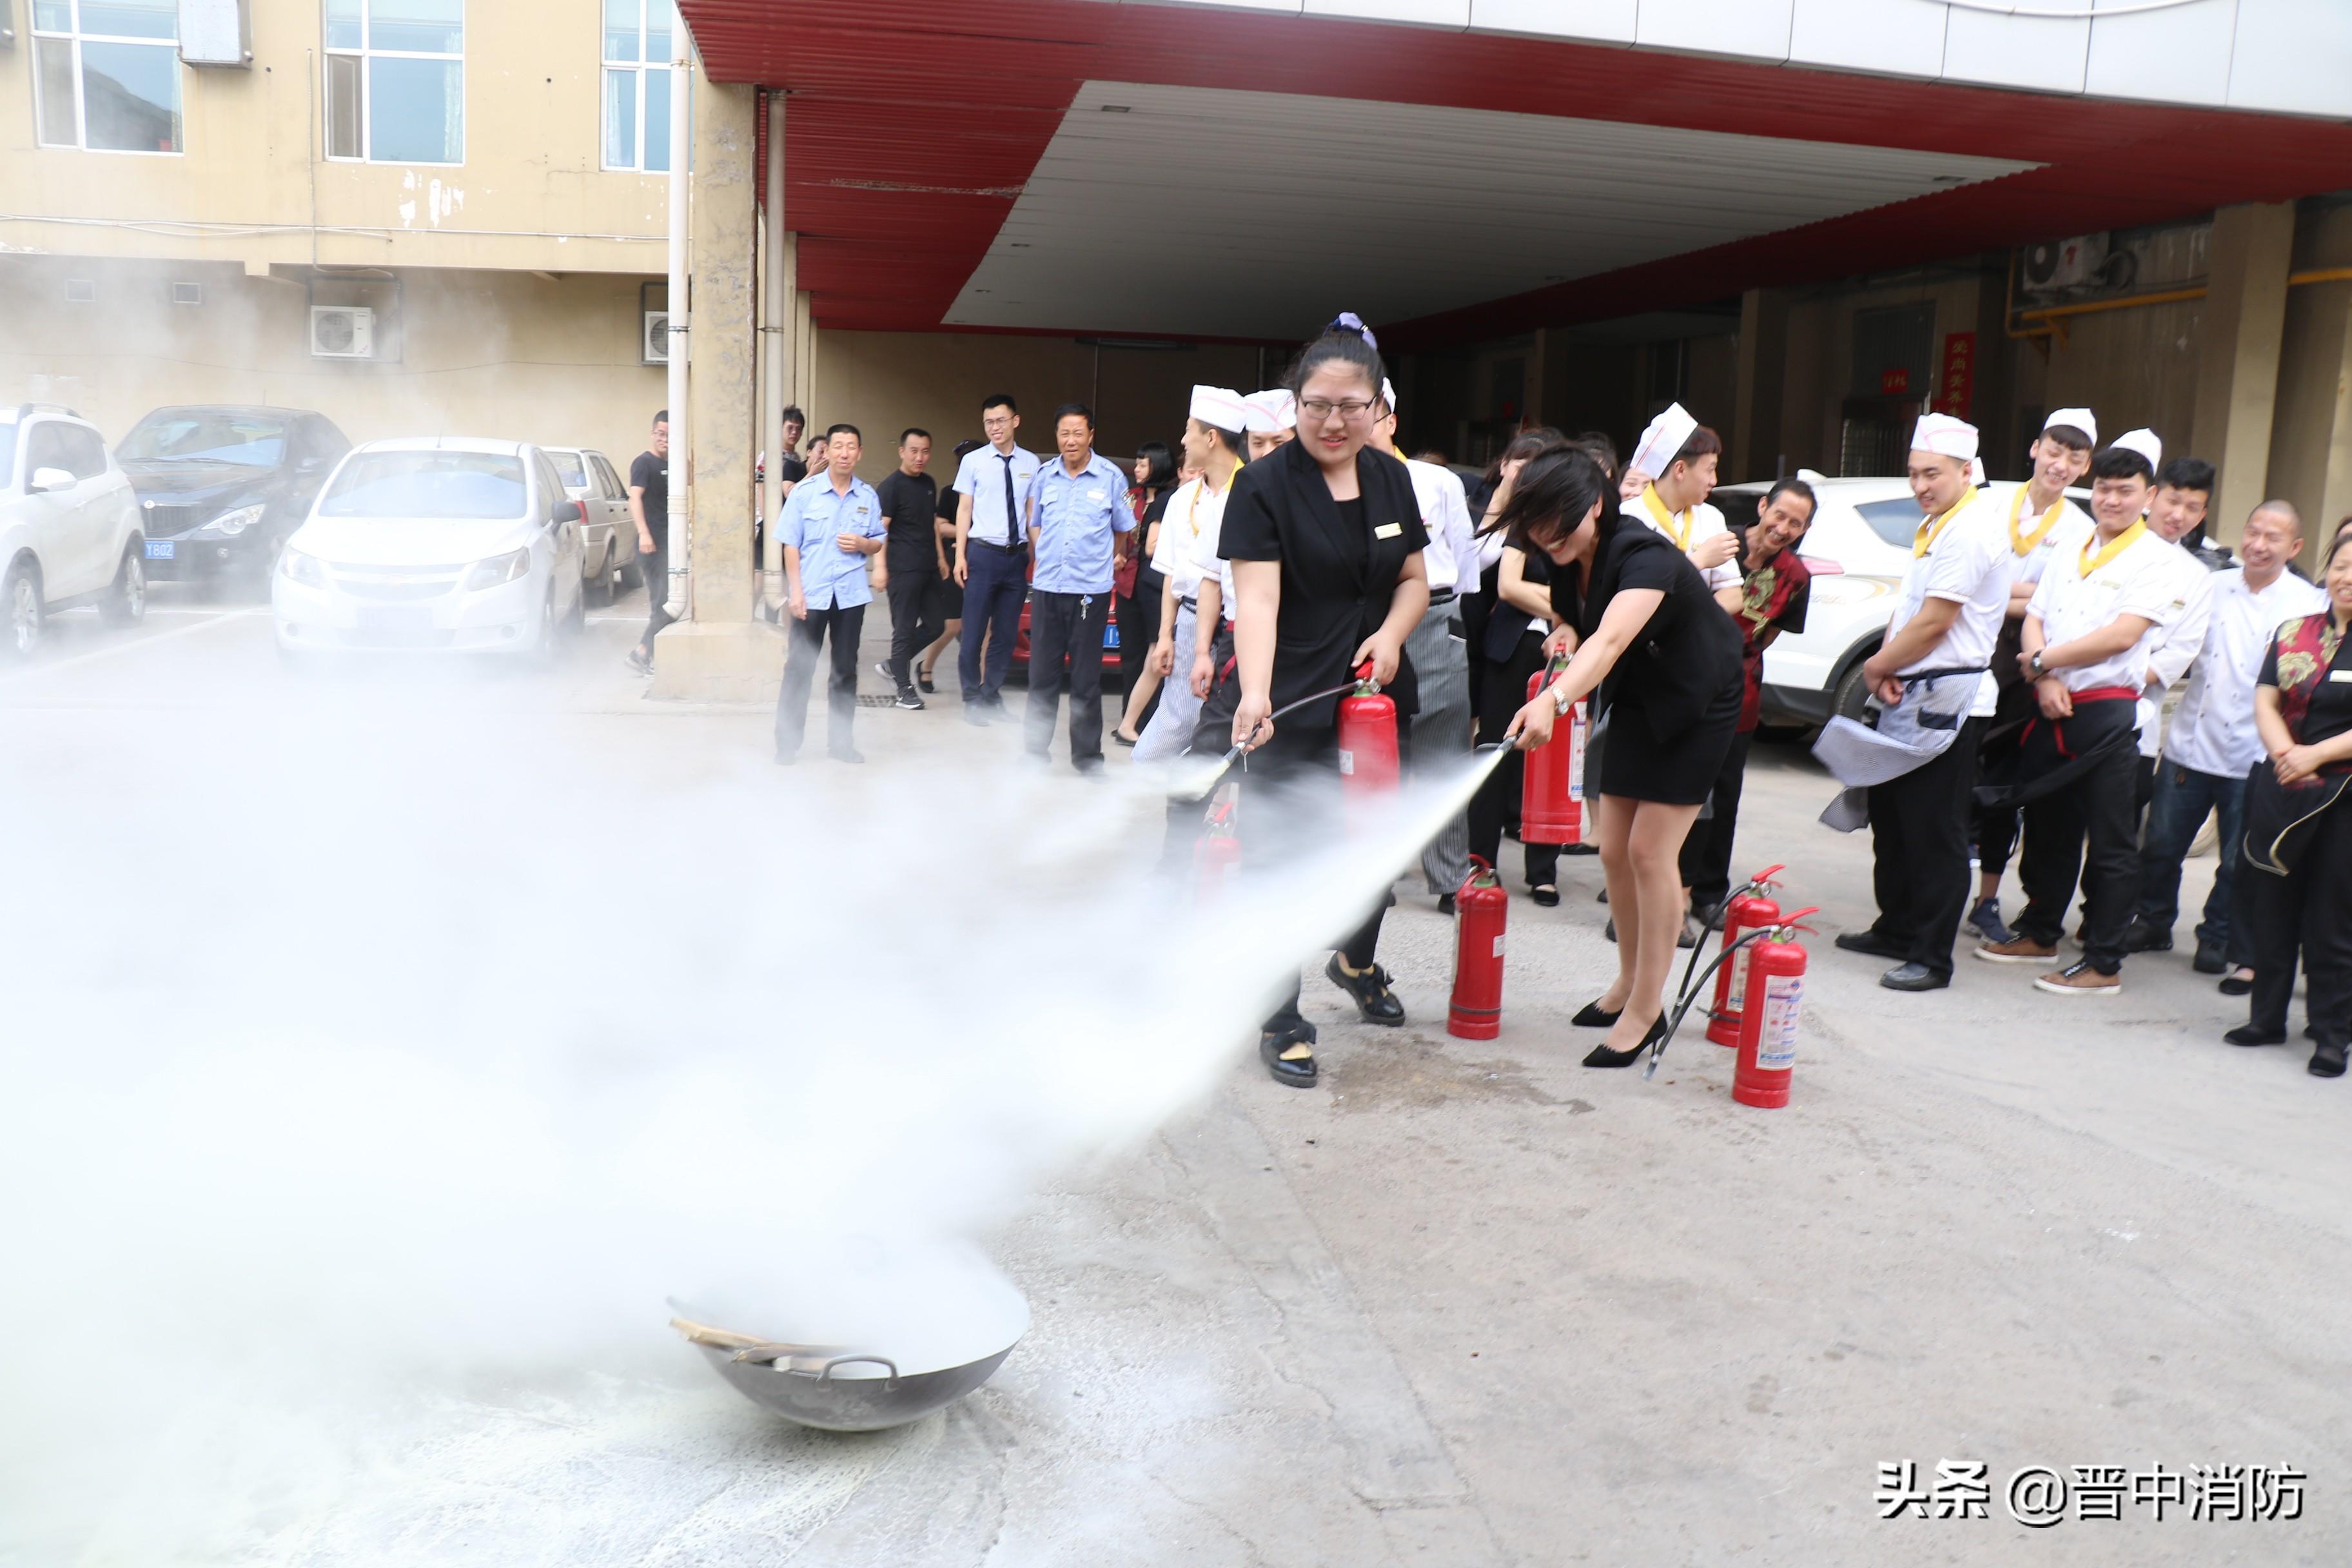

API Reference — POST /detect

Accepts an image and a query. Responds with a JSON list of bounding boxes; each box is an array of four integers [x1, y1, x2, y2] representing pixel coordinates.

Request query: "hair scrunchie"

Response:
[[1326, 311, 1378, 350]]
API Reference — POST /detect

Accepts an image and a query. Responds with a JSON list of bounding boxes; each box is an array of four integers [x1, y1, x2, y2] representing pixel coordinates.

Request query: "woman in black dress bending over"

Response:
[[1500, 446, 1743, 1067], [1215, 316, 1431, 1087]]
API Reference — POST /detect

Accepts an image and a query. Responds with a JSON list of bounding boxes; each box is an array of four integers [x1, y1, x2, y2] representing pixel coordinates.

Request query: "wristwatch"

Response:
[[2028, 651, 2046, 678], [1551, 685, 1573, 718]]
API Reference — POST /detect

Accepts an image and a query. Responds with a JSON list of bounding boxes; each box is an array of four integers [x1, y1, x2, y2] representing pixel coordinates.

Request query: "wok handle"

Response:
[[815, 1353, 899, 1389], [670, 1316, 769, 1351]]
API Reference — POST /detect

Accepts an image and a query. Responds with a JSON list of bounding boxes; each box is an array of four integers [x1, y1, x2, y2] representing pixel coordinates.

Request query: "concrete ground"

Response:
[[6, 580, 2347, 1567]]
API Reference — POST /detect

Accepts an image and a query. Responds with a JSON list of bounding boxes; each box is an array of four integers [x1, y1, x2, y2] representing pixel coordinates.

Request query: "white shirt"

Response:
[[950, 444, 1041, 549], [1997, 486, 2094, 593], [1886, 489, 2010, 718], [1190, 484, 1238, 623], [1400, 454, 1475, 594], [2026, 524, 2190, 695], [1623, 489, 1738, 592], [2166, 566, 2326, 776], [1152, 474, 1228, 604], [2135, 541, 2216, 758], [1479, 530, 1547, 635]]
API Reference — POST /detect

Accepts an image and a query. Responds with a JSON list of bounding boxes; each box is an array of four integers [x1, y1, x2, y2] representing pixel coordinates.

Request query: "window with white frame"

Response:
[[30, 1, 184, 153], [324, 0, 464, 165], [601, 0, 676, 173]]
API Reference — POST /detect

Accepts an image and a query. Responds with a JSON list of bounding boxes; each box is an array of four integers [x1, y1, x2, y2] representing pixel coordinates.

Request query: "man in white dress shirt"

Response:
[[2128, 501, 2320, 981]]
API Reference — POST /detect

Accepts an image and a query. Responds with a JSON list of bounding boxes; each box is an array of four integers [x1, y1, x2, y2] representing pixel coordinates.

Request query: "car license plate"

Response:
[[144, 540, 174, 560], [357, 608, 438, 645], [1103, 623, 1120, 649]]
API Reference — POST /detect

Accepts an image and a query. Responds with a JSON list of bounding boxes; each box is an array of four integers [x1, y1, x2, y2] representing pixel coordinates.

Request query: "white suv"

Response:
[[0, 404, 148, 657]]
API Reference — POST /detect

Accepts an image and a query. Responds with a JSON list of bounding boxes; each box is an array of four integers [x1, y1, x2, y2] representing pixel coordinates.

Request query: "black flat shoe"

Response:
[[1563, 842, 1599, 856], [2224, 1024, 2286, 1047], [2219, 972, 2255, 997], [1834, 930, 1906, 960], [1571, 999, 1622, 1028], [1437, 892, 1457, 916], [1531, 885, 1559, 907], [1260, 1031, 1318, 1087], [916, 672, 937, 694], [1584, 1013, 1667, 1070], [2193, 942, 2226, 975], [1326, 955, 1406, 1025], [1112, 730, 1138, 747], [2311, 1043, 2347, 1079], [1879, 961, 1948, 992]]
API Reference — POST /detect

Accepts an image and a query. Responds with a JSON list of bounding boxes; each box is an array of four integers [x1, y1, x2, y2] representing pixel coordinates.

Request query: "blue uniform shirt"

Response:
[[950, 444, 1041, 550], [1028, 453, 1135, 596], [780, 473, 885, 609]]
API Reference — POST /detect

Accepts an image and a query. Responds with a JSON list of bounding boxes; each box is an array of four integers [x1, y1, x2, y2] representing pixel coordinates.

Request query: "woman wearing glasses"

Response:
[[1499, 445, 1744, 1068], [1213, 315, 1431, 1087]]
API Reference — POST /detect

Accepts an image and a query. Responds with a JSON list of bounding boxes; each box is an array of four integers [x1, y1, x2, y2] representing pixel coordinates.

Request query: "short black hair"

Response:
[[1764, 476, 1818, 520], [2091, 447, 2155, 485], [899, 427, 931, 446], [780, 405, 807, 428], [652, 409, 668, 426], [2158, 456, 2215, 496], [1671, 426, 1723, 470], [1571, 430, 1617, 479], [1052, 402, 1094, 429], [981, 393, 1017, 415], [823, 422, 861, 443], [2042, 423, 2093, 453], [1135, 439, 1178, 490]]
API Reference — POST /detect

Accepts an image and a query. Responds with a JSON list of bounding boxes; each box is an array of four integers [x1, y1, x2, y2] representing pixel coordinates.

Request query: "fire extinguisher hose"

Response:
[[1164, 679, 1380, 802], [1643, 930, 1775, 1081]]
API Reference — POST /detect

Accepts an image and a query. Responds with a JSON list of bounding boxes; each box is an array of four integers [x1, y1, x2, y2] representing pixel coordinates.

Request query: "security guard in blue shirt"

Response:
[[776, 422, 886, 764], [1024, 402, 1136, 770]]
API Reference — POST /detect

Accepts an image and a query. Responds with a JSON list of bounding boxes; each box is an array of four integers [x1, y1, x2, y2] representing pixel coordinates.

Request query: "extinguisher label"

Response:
[[1757, 972, 1802, 1072], [1338, 749, 1355, 776], [1729, 944, 1751, 1007], [1568, 712, 1585, 791], [1493, 933, 1507, 959]]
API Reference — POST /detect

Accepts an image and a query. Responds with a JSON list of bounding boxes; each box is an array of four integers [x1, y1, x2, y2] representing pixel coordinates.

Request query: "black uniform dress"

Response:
[[1199, 438, 1428, 1045], [2242, 618, 2352, 1059], [1571, 522, 1744, 805]]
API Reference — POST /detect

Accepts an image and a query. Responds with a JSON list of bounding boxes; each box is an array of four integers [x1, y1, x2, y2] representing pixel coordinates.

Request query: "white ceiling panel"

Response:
[[947, 81, 2035, 338], [1941, 5, 2090, 95], [2227, 0, 2352, 117], [1635, 0, 1793, 63], [1790, 0, 1946, 79], [2084, 0, 2235, 107], [1465, 0, 1636, 44]]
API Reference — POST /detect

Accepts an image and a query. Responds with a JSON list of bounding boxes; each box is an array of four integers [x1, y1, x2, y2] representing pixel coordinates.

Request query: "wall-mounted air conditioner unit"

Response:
[[2021, 233, 2110, 297], [310, 305, 375, 359], [642, 310, 669, 365]]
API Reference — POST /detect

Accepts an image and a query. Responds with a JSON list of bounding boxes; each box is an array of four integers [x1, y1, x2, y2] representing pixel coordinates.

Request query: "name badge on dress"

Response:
[[2329, 671, 2352, 684], [1374, 522, 1403, 540]]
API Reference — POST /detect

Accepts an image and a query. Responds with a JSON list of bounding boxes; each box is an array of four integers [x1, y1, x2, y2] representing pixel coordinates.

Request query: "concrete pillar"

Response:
[[652, 57, 784, 702], [2190, 201, 2296, 545], [2266, 275, 2352, 564], [1731, 287, 1790, 482]]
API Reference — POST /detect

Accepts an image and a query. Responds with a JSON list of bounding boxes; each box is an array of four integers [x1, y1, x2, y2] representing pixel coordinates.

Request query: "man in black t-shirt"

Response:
[[626, 409, 670, 676], [872, 428, 940, 707]]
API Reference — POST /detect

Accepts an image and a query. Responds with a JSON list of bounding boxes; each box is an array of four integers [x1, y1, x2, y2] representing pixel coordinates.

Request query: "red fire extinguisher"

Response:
[[1447, 856, 1508, 1039], [1194, 785, 1240, 906], [1707, 865, 1785, 1047], [1520, 660, 1585, 846], [1732, 908, 1816, 1110], [1336, 663, 1399, 832]]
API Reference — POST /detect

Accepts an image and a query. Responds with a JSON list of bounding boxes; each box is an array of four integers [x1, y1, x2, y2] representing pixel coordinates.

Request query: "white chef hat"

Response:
[[1241, 389, 1296, 433], [1970, 457, 1986, 486], [2044, 407, 2098, 447], [1188, 384, 1252, 433], [1629, 402, 1698, 480], [1910, 411, 1979, 462], [1379, 378, 1398, 415], [2113, 427, 2162, 471]]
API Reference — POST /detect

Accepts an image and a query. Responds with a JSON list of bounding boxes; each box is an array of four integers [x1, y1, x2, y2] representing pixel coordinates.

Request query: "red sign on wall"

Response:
[[1880, 367, 1910, 397], [1933, 332, 1976, 420]]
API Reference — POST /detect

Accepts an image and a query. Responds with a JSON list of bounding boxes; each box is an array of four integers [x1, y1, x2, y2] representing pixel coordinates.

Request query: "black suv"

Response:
[[117, 406, 351, 587]]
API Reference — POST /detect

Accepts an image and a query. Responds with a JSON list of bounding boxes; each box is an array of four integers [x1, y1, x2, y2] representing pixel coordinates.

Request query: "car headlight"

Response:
[[198, 504, 266, 538], [462, 549, 532, 593], [280, 549, 330, 591]]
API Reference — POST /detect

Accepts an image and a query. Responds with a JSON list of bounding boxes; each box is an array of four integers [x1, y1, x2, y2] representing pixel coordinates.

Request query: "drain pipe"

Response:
[[760, 88, 787, 615], [662, 39, 692, 622]]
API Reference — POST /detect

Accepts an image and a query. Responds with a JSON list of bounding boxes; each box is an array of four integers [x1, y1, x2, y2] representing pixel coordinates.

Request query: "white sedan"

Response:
[[1711, 474, 2087, 729], [273, 438, 587, 661]]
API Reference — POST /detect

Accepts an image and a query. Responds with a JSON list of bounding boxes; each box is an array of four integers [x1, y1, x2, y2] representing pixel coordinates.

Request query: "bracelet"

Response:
[[1551, 685, 1573, 718]]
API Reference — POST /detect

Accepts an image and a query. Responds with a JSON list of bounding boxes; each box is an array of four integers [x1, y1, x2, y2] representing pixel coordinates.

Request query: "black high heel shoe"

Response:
[[1583, 1012, 1667, 1070], [1571, 999, 1622, 1028]]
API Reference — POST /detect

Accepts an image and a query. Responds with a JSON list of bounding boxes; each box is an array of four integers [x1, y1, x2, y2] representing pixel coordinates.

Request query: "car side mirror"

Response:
[[28, 467, 74, 494], [553, 500, 583, 525]]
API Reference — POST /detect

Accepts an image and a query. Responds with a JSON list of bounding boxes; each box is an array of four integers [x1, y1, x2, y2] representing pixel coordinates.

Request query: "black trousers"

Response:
[[1247, 722, 1389, 1046], [1864, 716, 1984, 979], [2012, 723, 2142, 975], [885, 572, 944, 690], [958, 543, 1026, 701], [1116, 576, 1164, 733], [1970, 680, 2034, 879], [774, 602, 864, 757], [638, 538, 673, 652], [1469, 629, 1559, 890], [2246, 798, 2352, 1052], [1678, 727, 1755, 909], [1024, 589, 1111, 765]]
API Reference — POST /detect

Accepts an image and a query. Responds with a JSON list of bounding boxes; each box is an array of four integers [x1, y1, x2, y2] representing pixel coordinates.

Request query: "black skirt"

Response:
[[1596, 681, 1741, 806]]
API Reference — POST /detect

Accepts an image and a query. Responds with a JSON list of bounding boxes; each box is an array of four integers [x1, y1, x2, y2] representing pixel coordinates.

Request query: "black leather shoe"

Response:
[[1530, 885, 1559, 907], [1584, 1012, 1667, 1069], [1571, 999, 1622, 1028], [2224, 1024, 2286, 1047], [1260, 1031, 1318, 1087], [2193, 941, 2226, 975], [2310, 1042, 2347, 1079], [1604, 917, 1616, 943], [1879, 962, 1948, 992], [1325, 954, 1406, 1025], [2122, 919, 2172, 954], [1834, 930, 1906, 960], [1437, 892, 1456, 916]]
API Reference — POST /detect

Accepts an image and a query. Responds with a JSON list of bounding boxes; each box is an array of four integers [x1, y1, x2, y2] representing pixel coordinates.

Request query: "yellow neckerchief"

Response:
[[1912, 485, 1979, 559], [1638, 483, 1690, 551], [2078, 516, 2148, 579], [1184, 459, 1233, 538], [2008, 484, 2068, 558]]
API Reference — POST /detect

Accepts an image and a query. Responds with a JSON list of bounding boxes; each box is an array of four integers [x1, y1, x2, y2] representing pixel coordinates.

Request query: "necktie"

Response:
[[999, 453, 1019, 549]]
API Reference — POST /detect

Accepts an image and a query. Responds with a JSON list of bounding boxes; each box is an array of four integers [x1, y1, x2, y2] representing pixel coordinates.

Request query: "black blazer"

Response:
[[1572, 522, 1743, 739], [1220, 438, 1430, 726]]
